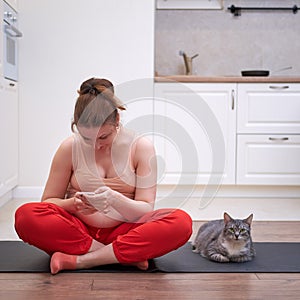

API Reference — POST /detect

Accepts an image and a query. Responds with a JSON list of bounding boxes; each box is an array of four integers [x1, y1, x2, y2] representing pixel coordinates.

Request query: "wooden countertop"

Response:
[[155, 75, 300, 83]]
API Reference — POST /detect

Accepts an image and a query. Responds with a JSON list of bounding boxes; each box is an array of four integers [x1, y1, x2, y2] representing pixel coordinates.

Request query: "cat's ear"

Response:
[[244, 214, 253, 226], [223, 212, 233, 224]]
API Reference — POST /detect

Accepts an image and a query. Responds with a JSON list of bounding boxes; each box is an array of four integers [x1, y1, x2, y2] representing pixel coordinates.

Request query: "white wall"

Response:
[[18, 0, 155, 186]]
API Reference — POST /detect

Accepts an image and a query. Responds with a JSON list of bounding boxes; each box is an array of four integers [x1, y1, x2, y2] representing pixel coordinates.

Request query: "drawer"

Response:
[[237, 134, 300, 185], [237, 83, 300, 134]]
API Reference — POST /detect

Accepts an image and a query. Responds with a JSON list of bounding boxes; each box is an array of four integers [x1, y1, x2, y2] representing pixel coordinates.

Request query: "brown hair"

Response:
[[71, 78, 126, 132]]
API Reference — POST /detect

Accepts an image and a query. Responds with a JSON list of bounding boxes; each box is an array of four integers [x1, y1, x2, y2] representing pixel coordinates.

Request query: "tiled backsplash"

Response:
[[155, 0, 300, 76]]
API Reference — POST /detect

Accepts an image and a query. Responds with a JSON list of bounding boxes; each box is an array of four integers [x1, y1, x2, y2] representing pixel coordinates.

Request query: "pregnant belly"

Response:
[[75, 211, 122, 228]]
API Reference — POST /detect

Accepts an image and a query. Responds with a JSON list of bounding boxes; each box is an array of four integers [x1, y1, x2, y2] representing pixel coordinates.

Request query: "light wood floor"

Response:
[[0, 221, 300, 299]]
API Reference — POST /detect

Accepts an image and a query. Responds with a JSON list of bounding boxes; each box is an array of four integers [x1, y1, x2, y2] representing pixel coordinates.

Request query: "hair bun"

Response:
[[88, 87, 98, 95], [97, 85, 108, 93], [72, 77, 126, 132], [78, 78, 115, 96]]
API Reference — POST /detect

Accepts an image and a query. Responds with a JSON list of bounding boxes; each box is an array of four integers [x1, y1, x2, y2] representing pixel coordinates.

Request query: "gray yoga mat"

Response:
[[0, 241, 299, 273], [155, 242, 300, 273]]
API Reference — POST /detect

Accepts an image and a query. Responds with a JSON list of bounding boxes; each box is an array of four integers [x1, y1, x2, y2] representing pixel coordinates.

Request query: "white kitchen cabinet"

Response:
[[0, 78, 18, 197], [154, 83, 236, 185], [237, 83, 300, 134], [237, 135, 300, 185], [237, 83, 300, 185]]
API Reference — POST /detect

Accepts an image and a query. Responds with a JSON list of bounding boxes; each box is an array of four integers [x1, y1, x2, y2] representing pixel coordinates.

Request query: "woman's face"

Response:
[[78, 124, 117, 150]]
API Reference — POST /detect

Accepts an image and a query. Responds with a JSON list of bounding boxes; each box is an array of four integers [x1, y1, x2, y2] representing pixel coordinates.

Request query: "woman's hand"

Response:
[[74, 193, 98, 215], [74, 188, 115, 214], [82, 186, 116, 213]]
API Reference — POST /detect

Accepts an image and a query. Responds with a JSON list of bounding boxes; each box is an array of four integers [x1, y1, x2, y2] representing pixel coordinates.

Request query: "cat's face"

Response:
[[223, 213, 253, 241]]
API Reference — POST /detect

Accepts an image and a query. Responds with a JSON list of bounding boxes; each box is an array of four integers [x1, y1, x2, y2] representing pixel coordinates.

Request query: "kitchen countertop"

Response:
[[155, 75, 300, 83]]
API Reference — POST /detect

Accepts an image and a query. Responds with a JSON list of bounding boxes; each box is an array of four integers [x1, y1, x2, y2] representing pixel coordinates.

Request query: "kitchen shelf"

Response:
[[228, 4, 298, 16]]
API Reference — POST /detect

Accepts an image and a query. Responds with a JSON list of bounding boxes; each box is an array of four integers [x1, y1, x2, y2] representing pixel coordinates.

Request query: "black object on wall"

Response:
[[228, 5, 298, 16]]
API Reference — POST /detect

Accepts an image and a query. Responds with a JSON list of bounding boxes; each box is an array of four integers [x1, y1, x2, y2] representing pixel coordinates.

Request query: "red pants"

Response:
[[14, 202, 192, 264]]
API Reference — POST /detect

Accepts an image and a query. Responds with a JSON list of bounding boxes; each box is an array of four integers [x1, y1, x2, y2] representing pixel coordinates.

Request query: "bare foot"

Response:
[[50, 252, 77, 275], [131, 260, 149, 271]]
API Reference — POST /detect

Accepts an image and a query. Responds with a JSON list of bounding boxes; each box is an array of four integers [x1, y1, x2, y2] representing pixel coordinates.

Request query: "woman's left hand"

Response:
[[85, 186, 116, 213]]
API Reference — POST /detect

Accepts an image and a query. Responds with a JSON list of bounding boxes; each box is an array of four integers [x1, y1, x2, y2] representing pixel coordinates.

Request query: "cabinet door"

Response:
[[154, 83, 236, 185], [237, 83, 300, 134], [0, 79, 18, 197], [237, 135, 300, 185]]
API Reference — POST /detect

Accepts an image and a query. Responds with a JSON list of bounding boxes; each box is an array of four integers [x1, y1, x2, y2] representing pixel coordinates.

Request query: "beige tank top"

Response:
[[66, 128, 136, 199]]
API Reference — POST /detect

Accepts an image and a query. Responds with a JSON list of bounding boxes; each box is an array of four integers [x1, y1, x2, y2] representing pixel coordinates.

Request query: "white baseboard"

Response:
[[156, 185, 300, 221], [157, 184, 300, 199], [11, 185, 300, 221]]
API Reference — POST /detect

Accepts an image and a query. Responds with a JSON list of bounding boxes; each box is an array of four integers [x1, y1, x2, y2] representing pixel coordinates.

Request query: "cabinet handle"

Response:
[[269, 137, 289, 141], [231, 89, 235, 110], [269, 85, 289, 90]]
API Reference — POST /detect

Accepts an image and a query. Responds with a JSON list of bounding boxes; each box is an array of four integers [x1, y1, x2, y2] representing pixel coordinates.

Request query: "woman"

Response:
[[15, 77, 192, 274]]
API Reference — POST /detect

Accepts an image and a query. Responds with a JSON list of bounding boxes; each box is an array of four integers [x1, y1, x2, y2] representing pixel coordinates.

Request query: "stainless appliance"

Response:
[[3, 1, 22, 81]]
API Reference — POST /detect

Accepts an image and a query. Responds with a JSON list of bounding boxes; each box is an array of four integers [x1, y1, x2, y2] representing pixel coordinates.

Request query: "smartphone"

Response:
[[76, 192, 95, 201], [77, 192, 95, 197]]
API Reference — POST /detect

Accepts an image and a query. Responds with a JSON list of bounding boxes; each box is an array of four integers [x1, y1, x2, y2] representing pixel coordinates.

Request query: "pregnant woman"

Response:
[[15, 77, 192, 274]]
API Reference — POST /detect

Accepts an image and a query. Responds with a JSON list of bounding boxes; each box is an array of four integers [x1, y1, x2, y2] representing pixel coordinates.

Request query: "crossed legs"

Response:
[[15, 202, 192, 275]]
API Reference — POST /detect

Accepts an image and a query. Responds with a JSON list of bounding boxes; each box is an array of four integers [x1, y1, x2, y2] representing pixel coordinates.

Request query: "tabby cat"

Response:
[[192, 212, 255, 263]]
